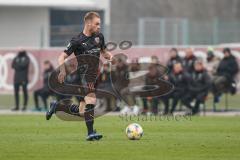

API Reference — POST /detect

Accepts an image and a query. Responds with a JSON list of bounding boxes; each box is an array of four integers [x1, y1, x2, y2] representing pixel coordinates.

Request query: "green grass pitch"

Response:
[[0, 115, 240, 160]]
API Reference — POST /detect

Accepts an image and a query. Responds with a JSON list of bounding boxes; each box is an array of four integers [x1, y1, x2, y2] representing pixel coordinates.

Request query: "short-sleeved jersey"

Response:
[[64, 32, 106, 86], [64, 32, 106, 58]]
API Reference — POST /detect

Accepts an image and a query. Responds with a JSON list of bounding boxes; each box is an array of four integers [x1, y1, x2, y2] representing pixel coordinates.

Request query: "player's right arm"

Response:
[[58, 38, 77, 83], [58, 52, 69, 84]]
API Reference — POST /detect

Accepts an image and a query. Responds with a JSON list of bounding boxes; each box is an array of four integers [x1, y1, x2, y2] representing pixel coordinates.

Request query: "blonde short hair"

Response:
[[84, 11, 100, 22]]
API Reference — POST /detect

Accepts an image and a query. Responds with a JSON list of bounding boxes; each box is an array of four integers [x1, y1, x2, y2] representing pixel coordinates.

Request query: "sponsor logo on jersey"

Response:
[[82, 43, 87, 47], [95, 37, 100, 44]]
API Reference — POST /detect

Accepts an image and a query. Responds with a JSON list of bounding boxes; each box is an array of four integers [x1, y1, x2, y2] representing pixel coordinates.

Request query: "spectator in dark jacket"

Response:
[[212, 48, 239, 99], [112, 58, 129, 91], [111, 56, 129, 111], [182, 48, 197, 73], [162, 63, 189, 114], [166, 48, 183, 73], [34, 60, 54, 111], [142, 64, 161, 115], [11, 50, 30, 111], [182, 60, 211, 115]]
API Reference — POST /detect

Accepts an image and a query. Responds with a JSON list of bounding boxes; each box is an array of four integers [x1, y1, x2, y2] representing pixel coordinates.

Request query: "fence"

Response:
[[137, 18, 240, 45], [49, 18, 240, 47]]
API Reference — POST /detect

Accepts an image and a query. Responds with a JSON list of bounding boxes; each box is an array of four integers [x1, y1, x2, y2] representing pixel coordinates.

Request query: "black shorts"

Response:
[[77, 72, 98, 96]]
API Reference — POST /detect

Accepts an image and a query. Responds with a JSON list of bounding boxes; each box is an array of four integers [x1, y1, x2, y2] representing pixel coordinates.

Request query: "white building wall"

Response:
[[0, 6, 49, 48], [0, 0, 110, 48]]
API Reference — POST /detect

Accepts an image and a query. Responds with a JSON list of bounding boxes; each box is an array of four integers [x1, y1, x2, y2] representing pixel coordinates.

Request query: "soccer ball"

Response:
[[125, 123, 143, 140]]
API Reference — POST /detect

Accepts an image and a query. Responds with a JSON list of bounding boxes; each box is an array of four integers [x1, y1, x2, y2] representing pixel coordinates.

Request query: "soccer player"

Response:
[[46, 12, 114, 141]]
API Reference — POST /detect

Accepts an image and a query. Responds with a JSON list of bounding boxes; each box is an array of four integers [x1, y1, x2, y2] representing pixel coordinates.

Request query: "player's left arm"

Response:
[[101, 49, 116, 64], [99, 33, 116, 64]]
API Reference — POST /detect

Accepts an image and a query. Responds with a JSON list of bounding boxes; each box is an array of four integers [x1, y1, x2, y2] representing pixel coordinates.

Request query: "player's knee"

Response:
[[84, 93, 97, 104], [85, 98, 97, 104]]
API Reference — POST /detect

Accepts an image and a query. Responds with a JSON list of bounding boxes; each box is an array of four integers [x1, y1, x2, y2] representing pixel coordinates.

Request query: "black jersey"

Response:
[[63, 32, 106, 95], [64, 32, 106, 58], [64, 32, 106, 82]]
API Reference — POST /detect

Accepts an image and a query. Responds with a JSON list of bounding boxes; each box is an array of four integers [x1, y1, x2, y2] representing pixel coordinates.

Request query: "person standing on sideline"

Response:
[[11, 50, 30, 111]]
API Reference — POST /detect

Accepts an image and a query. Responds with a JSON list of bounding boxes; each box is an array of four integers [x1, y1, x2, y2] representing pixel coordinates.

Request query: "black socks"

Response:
[[84, 104, 95, 135]]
